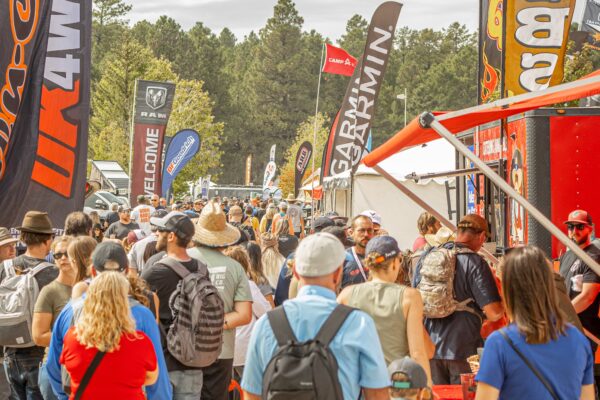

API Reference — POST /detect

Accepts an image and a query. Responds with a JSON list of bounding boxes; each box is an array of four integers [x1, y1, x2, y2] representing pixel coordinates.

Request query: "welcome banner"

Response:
[[0, 0, 92, 227], [161, 129, 201, 196], [504, 0, 575, 96], [131, 80, 176, 202], [478, 0, 503, 103]]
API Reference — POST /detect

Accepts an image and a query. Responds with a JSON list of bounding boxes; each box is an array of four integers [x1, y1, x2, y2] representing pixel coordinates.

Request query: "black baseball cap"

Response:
[[313, 216, 335, 232], [150, 211, 195, 241], [92, 242, 128, 272]]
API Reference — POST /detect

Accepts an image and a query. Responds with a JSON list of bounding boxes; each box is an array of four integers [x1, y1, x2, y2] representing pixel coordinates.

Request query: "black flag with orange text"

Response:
[[0, 0, 92, 228]]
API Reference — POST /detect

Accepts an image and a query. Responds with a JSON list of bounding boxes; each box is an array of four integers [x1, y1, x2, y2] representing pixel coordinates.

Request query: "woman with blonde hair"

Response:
[[60, 272, 158, 399], [338, 236, 433, 387], [259, 204, 277, 234], [274, 218, 298, 258], [260, 232, 285, 289], [476, 246, 594, 400]]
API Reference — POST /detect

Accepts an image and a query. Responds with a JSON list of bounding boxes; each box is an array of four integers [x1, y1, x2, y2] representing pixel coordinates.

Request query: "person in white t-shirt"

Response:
[[131, 195, 155, 235]]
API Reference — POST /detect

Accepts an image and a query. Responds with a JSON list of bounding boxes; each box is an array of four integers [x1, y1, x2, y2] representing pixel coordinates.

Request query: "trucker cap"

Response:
[[564, 209, 593, 226], [388, 357, 428, 390], [150, 211, 195, 241]]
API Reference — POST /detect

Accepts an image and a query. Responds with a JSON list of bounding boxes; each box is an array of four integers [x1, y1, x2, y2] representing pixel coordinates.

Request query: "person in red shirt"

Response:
[[60, 271, 158, 399]]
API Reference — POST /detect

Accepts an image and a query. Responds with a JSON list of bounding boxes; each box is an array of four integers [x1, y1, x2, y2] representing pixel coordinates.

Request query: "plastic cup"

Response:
[[460, 372, 477, 400]]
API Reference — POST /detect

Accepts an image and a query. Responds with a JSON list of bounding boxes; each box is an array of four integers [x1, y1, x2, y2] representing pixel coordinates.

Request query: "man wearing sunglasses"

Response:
[[559, 209, 600, 355]]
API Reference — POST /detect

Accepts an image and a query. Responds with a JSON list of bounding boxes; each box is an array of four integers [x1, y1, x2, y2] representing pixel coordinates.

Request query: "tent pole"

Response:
[[426, 114, 600, 276], [437, 74, 600, 122], [372, 165, 499, 264]]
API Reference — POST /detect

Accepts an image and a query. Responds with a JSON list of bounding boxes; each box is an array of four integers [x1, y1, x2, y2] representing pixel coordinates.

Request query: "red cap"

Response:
[[564, 210, 593, 226]]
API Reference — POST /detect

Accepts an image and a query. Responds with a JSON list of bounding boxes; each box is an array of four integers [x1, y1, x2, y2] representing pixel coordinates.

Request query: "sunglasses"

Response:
[[567, 223, 587, 231], [54, 252, 68, 259]]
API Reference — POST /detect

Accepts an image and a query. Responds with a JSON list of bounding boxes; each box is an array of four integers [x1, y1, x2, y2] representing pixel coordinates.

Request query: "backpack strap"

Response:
[[30, 262, 54, 277], [3, 259, 15, 278], [159, 257, 192, 280], [314, 304, 354, 347], [74, 350, 106, 400], [267, 306, 298, 346]]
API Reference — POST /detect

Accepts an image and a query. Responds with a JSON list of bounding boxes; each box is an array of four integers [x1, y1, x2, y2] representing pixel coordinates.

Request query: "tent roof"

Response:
[[363, 69, 600, 167]]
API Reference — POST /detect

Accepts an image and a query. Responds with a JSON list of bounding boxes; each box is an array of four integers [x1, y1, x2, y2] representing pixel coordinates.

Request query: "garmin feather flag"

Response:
[[161, 129, 201, 196]]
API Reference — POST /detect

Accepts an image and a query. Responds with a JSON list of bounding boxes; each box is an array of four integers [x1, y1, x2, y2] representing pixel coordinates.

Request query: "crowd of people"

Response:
[[0, 193, 598, 400]]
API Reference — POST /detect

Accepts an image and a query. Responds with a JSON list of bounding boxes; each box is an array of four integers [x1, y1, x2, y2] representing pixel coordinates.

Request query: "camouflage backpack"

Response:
[[416, 244, 478, 319]]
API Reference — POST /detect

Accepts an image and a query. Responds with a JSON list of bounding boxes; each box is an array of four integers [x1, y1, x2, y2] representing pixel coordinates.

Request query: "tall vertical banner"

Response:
[[269, 144, 276, 162], [201, 175, 211, 199], [294, 141, 313, 198], [245, 154, 253, 186], [131, 80, 176, 202], [504, 0, 575, 96], [160, 129, 201, 196], [0, 0, 92, 227], [582, 0, 600, 49], [352, 1, 402, 172], [478, 0, 503, 103]]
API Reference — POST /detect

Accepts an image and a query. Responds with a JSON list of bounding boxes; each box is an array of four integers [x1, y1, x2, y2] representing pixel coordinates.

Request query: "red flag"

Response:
[[322, 44, 357, 76]]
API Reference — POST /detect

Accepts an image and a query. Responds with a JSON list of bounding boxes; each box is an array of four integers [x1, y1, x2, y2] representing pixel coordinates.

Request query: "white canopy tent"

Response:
[[323, 139, 457, 249]]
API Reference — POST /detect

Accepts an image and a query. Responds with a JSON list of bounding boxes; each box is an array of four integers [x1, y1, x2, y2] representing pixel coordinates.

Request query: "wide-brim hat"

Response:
[[285, 193, 296, 202], [18, 211, 54, 234], [0, 227, 18, 247], [194, 202, 241, 247], [425, 226, 456, 247]]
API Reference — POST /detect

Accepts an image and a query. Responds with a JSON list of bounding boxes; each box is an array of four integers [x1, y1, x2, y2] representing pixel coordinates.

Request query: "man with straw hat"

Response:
[[188, 201, 252, 400], [1, 211, 58, 399], [285, 193, 305, 239]]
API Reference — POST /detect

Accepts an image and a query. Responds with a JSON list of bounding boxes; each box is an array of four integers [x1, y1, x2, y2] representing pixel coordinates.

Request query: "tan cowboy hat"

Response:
[[0, 227, 18, 247], [18, 211, 54, 234], [285, 193, 296, 203], [425, 227, 455, 247], [194, 201, 241, 247]]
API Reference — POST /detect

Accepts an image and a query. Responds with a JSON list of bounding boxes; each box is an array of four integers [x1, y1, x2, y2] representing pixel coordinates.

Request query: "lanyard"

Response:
[[351, 247, 367, 281]]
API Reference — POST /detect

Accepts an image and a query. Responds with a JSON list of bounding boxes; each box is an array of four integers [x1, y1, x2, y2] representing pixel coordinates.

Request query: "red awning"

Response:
[[363, 69, 600, 167]]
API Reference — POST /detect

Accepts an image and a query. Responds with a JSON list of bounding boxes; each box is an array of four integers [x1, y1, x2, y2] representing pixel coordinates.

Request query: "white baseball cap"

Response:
[[294, 232, 346, 277], [360, 209, 382, 226]]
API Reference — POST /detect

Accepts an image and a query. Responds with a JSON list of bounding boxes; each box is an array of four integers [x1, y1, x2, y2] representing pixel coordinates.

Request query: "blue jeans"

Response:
[[3, 354, 43, 400], [37, 363, 57, 400], [169, 369, 203, 400]]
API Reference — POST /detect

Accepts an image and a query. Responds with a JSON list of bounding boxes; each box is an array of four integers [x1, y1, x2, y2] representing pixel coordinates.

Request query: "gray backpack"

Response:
[[416, 244, 478, 319], [262, 304, 354, 400], [160, 257, 225, 368], [0, 259, 53, 347]]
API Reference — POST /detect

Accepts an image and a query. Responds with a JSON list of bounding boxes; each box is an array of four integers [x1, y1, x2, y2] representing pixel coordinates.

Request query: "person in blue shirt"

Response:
[[242, 232, 390, 400], [46, 242, 172, 400], [476, 245, 595, 400]]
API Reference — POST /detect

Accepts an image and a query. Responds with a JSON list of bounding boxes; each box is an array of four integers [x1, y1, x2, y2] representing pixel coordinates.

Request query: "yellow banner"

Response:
[[504, 0, 575, 96]]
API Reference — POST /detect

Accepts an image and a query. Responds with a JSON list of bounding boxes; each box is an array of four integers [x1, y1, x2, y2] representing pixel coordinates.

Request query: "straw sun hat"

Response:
[[194, 201, 240, 248], [425, 226, 456, 247]]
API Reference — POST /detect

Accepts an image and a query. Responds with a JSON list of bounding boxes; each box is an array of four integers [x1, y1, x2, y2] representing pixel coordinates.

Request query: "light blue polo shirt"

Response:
[[241, 285, 390, 399]]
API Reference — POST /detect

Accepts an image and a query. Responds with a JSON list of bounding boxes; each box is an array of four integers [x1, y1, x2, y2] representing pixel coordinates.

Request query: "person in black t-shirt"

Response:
[[105, 206, 140, 240], [559, 210, 600, 353], [419, 214, 504, 385], [0, 211, 58, 400], [140, 211, 205, 398]]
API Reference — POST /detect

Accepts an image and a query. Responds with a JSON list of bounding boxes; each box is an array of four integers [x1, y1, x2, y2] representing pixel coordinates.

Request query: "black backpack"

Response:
[[262, 304, 354, 400]]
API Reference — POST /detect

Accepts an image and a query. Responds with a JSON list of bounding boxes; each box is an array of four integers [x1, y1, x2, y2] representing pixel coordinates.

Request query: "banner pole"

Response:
[[128, 79, 138, 205], [311, 42, 325, 226]]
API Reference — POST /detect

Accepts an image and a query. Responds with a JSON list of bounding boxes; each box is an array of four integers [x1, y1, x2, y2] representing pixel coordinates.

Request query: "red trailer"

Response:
[[473, 108, 600, 258]]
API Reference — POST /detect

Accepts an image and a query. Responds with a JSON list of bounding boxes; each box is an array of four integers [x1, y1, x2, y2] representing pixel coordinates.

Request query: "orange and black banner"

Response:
[[0, 0, 92, 228], [504, 0, 575, 96], [130, 80, 176, 203], [478, 0, 503, 104]]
